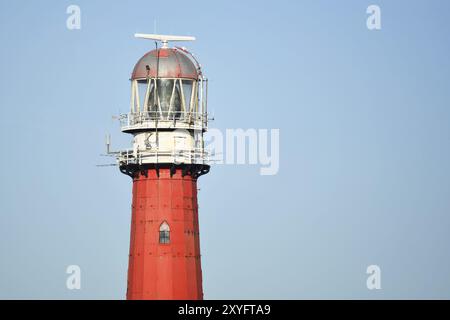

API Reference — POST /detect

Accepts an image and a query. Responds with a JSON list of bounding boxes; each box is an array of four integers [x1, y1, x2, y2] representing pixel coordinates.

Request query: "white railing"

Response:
[[120, 111, 208, 129], [117, 148, 209, 166]]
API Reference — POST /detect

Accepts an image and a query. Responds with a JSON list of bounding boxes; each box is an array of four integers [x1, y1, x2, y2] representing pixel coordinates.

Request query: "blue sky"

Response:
[[0, 0, 450, 299]]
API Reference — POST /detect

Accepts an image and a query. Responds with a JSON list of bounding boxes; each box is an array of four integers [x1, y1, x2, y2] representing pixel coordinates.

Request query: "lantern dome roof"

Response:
[[131, 47, 200, 80]]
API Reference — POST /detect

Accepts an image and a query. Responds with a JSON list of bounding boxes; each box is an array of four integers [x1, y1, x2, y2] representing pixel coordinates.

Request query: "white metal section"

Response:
[[117, 130, 208, 166]]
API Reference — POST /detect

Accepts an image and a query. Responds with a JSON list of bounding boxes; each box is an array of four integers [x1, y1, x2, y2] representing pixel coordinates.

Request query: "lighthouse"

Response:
[[114, 34, 210, 300]]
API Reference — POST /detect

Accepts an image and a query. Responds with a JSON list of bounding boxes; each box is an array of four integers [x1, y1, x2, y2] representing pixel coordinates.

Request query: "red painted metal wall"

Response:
[[126, 168, 203, 300]]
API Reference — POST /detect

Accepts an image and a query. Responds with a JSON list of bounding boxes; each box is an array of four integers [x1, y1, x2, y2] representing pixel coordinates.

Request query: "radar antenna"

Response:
[[134, 33, 196, 48]]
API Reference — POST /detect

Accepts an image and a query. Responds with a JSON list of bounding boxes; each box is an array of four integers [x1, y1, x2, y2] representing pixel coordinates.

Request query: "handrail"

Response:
[[117, 148, 209, 165], [120, 111, 209, 128]]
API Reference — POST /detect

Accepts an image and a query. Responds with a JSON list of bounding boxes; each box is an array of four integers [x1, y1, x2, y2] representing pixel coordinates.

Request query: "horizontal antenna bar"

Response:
[[135, 33, 195, 42]]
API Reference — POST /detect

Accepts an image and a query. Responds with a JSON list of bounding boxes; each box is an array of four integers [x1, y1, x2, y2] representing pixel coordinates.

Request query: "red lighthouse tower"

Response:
[[115, 34, 209, 300]]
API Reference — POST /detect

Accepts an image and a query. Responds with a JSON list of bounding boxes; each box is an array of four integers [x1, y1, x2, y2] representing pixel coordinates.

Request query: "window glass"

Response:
[[145, 79, 195, 120], [170, 81, 183, 120], [159, 231, 170, 244], [148, 81, 158, 117], [157, 79, 174, 118], [182, 80, 193, 113], [159, 221, 170, 244], [137, 80, 147, 112]]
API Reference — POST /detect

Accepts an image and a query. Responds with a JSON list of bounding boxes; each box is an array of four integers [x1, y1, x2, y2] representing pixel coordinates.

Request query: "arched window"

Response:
[[159, 221, 170, 244]]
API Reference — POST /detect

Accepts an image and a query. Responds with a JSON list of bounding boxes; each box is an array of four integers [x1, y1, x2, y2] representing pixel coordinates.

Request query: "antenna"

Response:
[[105, 134, 111, 154], [134, 33, 195, 48]]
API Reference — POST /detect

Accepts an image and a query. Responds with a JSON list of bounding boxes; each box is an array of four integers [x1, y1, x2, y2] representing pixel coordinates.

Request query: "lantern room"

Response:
[[122, 45, 208, 132]]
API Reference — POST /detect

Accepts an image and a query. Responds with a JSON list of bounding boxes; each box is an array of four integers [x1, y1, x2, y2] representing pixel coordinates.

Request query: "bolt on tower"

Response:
[[112, 33, 210, 300]]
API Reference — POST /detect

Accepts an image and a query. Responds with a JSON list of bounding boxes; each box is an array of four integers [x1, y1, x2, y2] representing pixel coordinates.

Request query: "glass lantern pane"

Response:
[[137, 81, 147, 111], [171, 81, 183, 120], [148, 81, 158, 118], [157, 79, 174, 118], [182, 80, 193, 113]]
